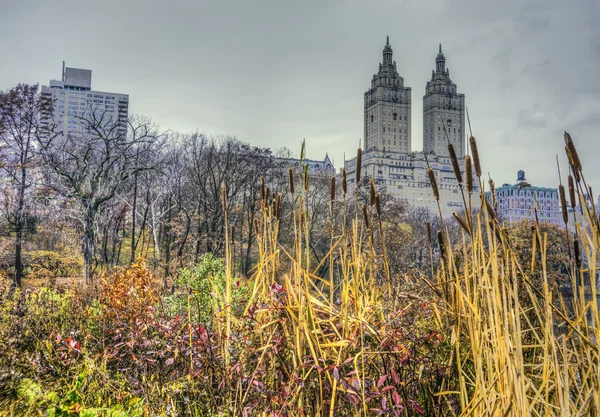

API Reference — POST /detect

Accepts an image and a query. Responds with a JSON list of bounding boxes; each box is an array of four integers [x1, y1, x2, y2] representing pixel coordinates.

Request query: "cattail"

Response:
[[304, 165, 309, 192], [453, 211, 471, 235], [375, 194, 381, 217], [222, 187, 227, 212], [356, 148, 362, 184], [559, 184, 568, 224], [437, 230, 445, 261], [276, 194, 283, 219], [568, 175, 576, 209], [265, 187, 270, 205], [330, 176, 336, 203], [370, 178, 376, 206], [469, 136, 482, 177], [254, 218, 259, 234], [362, 203, 369, 228], [489, 178, 497, 210], [260, 176, 265, 201], [485, 198, 497, 221], [574, 238, 581, 269], [426, 222, 432, 246], [448, 143, 463, 185], [465, 155, 473, 194], [288, 168, 294, 194], [428, 168, 439, 201], [342, 168, 347, 195], [564, 132, 582, 172], [231, 225, 235, 245]]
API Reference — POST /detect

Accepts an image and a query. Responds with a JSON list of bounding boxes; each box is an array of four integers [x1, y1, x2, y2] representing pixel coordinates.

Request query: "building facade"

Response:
[[41, 62, 129, 138], [364, 36, 412, 154], [345, 39, 477, 217], [423, 45, 466, 158], [493, 170, 561, 225], [275, 154, 335, 174]]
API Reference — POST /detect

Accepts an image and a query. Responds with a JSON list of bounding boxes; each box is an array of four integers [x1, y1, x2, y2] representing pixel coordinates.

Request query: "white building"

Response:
[[492, 170, 561, 225], [345, 39, 478, 217], [275, 154, 334, 175], [41, 62, 129, 138]]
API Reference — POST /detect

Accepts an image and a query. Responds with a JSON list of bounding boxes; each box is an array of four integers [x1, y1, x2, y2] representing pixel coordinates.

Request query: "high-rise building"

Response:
[[364, 36, 412, 154], [423, 45, 465, 158], [40, 62, 129, 138], [345, 39, 478, 217]]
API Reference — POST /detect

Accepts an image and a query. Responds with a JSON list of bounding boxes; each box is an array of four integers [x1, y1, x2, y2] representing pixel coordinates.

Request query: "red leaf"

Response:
[[392, 390, 401, 405], [382, 396, 388, 410], [333, 367, 340, 381], [391, 369, 399, 383], [377, 375, 387, 388], [166, 357, 174, 366]]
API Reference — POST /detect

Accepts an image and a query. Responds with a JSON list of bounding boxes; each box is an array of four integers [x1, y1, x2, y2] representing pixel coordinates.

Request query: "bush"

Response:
[[167, 253, 249, 326]]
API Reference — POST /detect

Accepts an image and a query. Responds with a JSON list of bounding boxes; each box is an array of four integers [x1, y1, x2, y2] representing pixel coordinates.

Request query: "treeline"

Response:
[[1, 83, 453, 288]]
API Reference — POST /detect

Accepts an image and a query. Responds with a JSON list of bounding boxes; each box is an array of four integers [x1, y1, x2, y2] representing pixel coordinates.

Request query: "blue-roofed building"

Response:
[[490, 170, 561, 225]]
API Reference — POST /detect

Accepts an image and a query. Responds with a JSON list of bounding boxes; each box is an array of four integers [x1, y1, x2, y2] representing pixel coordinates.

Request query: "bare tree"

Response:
[[41, 110, 162, 285], [0, 84, 55, 287]]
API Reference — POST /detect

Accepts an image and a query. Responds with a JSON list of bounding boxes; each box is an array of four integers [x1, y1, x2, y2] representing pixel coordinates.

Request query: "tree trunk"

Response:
[[130, 172, 138, 265], [82, 211, 97, 286], [13, 166, 27, 288]]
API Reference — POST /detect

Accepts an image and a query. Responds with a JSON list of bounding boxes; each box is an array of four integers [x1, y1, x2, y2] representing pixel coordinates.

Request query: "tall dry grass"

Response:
[[432, 133, 599, 416]]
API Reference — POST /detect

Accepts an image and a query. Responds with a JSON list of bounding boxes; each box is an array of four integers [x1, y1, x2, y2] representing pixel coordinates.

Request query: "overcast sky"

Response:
[[2, 0, 599, 189]]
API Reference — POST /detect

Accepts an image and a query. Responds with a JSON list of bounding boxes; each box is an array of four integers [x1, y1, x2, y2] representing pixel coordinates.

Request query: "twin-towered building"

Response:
[[346, 38, 477, 217]]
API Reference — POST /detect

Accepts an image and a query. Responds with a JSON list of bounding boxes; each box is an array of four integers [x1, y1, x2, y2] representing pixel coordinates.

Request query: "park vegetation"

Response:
[[0, 84, 598, 416]]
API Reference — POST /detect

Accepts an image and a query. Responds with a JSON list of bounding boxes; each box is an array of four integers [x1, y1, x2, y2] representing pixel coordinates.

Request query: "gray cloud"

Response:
[[1, 0, 599, 190]]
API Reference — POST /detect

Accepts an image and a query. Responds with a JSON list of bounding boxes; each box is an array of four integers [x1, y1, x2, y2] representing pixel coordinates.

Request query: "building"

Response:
[[41, 62, 129, 138], [275, 154, 335, 175], [423, 45, 466, 158], [364, 36, 412, 154], [492, 170, 561, 225], [345, 38, 478, 217]]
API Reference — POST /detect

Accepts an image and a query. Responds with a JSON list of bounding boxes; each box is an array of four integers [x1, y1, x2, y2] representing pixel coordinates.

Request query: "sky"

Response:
[[1, 0, 599, 189]]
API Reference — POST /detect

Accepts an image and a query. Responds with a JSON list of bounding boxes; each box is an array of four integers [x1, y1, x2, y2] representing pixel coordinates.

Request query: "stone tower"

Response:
[[423, 44, 465, 158], [363, 37, 412, 154]]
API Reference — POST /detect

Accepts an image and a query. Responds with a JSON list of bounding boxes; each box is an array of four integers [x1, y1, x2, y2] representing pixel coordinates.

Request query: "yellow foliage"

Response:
[[99, 259, 160, 323]]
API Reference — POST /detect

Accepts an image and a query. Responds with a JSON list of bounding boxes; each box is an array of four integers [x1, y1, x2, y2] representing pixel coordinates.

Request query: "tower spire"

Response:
[[382, 36, 393, 65]]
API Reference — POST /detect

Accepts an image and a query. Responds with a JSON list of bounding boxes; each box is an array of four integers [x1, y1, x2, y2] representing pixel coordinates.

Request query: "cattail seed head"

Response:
[[362, 203, 369, 229], [469, 136, 482, 177], [437, 230, 445, 261], [222, 187, 227, 212], [231, 225, 235, 245], [568, 175, 576, 209], [465, 155, 473, 194], [288, 168, 294, 194], [254, 218, 259, 234], [260, 176, 265, 201], [330, 176, 336, 203], [574, 238, 581, 269], [559, 184, 568, 224], [342, 168, 347, 195], [375, 194, 381, 217], [489, 178, 497, 210], [448, 144, 463, 185], [370, 178, 376, 206], [356, 148, 362, 184], [428, 168, 439, 201], [564, 132, 582, 172], [304, 165, 309, 192], [485, 197, 497, 221], [453, 211, 471, 235], [276, 194, 283, 219], [426, 222, 432, 246]]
